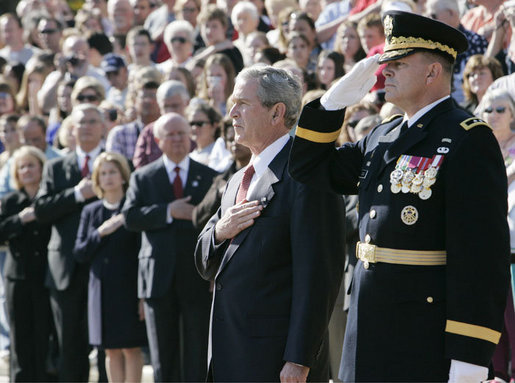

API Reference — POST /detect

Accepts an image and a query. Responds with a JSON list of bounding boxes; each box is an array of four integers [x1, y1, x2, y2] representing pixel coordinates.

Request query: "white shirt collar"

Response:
[[162, 154, 190, 175], [250, 134, 290, 179], [404, 95, 450, 127], [76, 144, 102, 159]]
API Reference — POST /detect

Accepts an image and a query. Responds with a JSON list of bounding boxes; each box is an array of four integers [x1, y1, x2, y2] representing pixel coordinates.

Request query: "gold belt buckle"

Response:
[[357, 242, 376, 269]]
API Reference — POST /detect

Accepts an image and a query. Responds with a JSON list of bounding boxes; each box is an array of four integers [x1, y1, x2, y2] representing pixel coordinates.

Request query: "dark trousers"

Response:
[[5, 278, 51, 382], [143, 279, 210, 382], [49, 270, 90, 382], [492, 288, 515, 381]]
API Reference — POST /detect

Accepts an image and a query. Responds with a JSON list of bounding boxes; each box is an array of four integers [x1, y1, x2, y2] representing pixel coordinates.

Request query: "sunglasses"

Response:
[[40, 28, 58, 34], [190, 120, 210, 127], [77, 94, 99, 102], [484, 106, 507, 114], [171, 36, 187, 44], [347, 120, 360, 128]]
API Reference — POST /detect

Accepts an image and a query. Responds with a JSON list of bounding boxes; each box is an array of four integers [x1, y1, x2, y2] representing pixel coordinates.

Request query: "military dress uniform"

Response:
[[289, 10, 510, 383]]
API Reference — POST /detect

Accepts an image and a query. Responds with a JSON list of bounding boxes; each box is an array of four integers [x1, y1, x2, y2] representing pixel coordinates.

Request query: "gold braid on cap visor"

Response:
[[385, 36, 458, 59]]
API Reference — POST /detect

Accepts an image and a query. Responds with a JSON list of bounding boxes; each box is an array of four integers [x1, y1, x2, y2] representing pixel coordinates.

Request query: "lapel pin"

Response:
[[441, 138, 452, 143], [416, 123, 423, 128]]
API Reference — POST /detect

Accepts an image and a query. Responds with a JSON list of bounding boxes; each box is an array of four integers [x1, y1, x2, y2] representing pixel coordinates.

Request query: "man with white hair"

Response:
[[426, 0, 488, 103], [133, 80, 190, 168], [123, 113, 217, 382], [195, 65, 345, 382]]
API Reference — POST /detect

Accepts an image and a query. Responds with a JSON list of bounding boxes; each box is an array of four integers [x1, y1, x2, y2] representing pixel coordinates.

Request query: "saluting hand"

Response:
[[214, 200, 262, 244], [280, 362, 310, 383]]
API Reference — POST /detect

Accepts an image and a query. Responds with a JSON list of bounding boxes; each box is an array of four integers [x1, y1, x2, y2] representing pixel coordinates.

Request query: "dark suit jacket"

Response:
[[34, 152, 96, 290], [0, 190, 50, 282], [195, 140, 345, 382], [123, 156, 217, 299]]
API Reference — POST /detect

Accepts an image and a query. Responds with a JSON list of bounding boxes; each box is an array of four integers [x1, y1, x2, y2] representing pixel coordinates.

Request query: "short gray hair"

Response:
[[164, 20, 196, 45], [478, 88, 515, 118], [231, 1, 259, 26], [236, 65, 302, 129], [157, 80, 190, 105]]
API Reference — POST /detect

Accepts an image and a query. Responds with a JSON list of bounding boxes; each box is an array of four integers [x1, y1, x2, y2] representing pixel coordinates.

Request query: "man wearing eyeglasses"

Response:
[[35, 104, 106, 381]]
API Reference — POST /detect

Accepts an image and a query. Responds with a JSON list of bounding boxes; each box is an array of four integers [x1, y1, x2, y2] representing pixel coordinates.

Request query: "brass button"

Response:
[[357, 181, 360, 187], [426, 297, 434, 303], [216, 283, 223, 291], [365, 234, 371, 244], [370, 209, 376, 219], [363, 261, 369, 269], [377, 184, 383, 193]]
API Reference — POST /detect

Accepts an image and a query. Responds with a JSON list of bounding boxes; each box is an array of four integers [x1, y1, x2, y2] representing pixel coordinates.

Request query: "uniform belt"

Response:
[[356, 242, 447, 266]]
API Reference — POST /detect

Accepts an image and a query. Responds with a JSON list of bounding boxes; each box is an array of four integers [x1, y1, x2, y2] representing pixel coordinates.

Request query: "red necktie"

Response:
[[235, 165, 255, 204], [173, 166, 183, 198], [81, 154, 90, 178]]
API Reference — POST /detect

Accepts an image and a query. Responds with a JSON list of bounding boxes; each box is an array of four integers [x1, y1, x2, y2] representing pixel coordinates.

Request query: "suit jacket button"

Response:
[[370, 210, 376, 219], [426, 297, 434, 303], [377, 184, 383, 193], [216, 283, 222, 291], [365, 234, 371, 244]]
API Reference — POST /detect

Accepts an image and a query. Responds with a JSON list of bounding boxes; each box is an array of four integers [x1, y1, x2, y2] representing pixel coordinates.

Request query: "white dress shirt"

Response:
[[246, 134, 290, 197], [404, 95, 450, 127], [74, 145, 102, 202]]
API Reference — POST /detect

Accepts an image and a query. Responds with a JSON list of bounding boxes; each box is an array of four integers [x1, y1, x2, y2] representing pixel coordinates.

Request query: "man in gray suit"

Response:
[[35, 104, 104, 381], [195, 66, 345, 382]]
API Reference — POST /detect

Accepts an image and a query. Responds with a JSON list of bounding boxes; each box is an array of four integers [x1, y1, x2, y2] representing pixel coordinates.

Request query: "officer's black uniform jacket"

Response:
[[289, 97, 510, 382]]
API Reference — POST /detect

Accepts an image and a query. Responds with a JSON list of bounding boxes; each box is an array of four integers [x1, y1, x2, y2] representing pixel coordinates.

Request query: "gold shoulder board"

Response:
[[381, 114, 403, 124], [460, 117, 491, 131]]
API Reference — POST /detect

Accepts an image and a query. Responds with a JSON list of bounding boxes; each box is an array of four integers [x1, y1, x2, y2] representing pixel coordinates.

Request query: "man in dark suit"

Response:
[[34, 104, 105, 381], [289, 11, 510, 382], [123, 113, 217, 382], [195, 66, 345, 382]]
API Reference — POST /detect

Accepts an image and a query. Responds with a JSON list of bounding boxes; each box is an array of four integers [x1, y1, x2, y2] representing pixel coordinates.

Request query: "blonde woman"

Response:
[[0, 146, 51, 382], [74, 152, 146, 383]]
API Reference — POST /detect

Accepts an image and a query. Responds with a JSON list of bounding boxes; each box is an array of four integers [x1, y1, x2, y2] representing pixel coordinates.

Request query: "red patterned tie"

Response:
[[81, 154, 90, 178], [235, 165, 255, 204], [173, 166, 183, 198]]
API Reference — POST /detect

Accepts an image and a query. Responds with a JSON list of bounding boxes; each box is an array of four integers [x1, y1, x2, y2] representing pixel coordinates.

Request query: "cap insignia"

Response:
[[384, 15, 393, 38]]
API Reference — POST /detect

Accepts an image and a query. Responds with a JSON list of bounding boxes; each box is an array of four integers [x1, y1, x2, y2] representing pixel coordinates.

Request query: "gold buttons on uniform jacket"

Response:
[[365, 234, 371, 243], [426, 297, 434, 303], [377, 184, 383, 192], [370, 210, 376, 219]]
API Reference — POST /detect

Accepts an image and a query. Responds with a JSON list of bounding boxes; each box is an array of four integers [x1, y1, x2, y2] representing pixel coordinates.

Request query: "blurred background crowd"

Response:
[[0, 0, 515, 381]]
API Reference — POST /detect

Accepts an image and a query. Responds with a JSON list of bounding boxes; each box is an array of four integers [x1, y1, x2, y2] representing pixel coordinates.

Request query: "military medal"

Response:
[[390, 157, 407, 193], [419, 188, 432, 200]]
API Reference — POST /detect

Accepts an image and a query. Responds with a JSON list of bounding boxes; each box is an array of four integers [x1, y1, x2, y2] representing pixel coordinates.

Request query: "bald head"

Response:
[[153, 113, 192, 162]]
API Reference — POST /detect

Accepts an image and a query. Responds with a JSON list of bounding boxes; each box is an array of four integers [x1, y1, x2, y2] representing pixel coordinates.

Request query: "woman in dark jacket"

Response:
[[0, 145, 51, 382], [74, 152, 146, 383]]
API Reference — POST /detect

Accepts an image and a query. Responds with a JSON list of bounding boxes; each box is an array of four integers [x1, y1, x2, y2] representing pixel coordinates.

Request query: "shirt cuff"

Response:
[[166, 203, 174, 224], [448, 359, 488, 383], [74, 185, 85, 202]]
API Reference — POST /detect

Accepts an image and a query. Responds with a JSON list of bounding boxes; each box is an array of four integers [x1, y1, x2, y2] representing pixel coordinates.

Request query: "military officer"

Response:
[[289, 10, 510, 383]]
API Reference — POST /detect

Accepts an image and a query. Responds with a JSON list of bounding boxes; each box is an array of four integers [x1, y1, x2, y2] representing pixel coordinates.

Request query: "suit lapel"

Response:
[[65, 153, 81, 183], [184, 159, 207, 203], [216, 139, 290, 277], [378, 98, 455, 176]]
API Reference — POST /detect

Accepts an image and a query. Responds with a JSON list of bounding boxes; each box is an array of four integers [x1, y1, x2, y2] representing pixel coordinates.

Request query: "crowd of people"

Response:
[[0, 0, 514, 381]]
